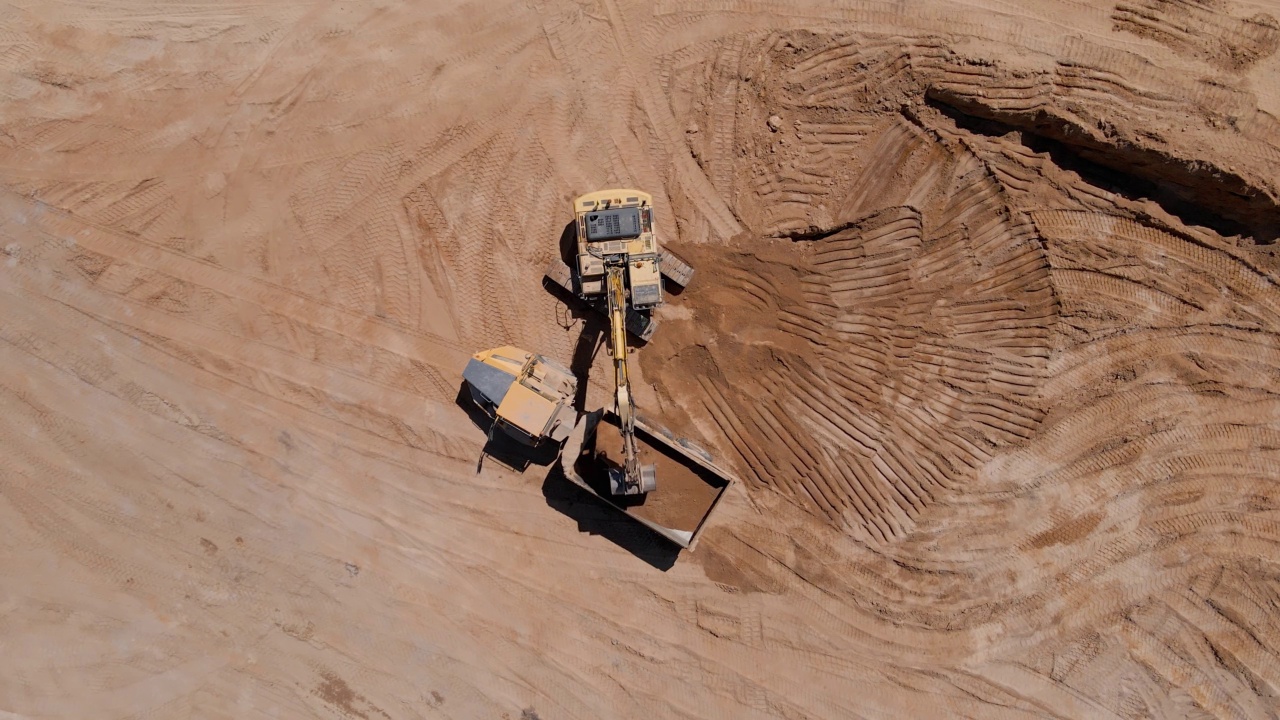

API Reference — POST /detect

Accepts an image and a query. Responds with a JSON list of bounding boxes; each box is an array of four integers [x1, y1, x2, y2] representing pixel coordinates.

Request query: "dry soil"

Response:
[[3, 0, 1280, 718]]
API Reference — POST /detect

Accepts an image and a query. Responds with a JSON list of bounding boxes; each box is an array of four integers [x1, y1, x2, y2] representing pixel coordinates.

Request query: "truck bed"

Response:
[[560, 410, 734, 548]]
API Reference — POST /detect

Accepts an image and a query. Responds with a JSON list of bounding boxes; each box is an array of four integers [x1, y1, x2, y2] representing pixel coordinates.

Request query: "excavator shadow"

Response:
[[567, 314, 606, 411], [557, 219, 576, 267], [541, 463, 679, 571], [454, 383, 561, 473]]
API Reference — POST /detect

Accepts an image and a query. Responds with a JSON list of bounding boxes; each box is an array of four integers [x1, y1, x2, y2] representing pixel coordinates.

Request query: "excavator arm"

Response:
[[605, 264, 657, 495]]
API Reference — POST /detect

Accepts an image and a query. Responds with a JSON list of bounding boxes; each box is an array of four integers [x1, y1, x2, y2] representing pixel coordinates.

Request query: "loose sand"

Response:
[[3, 0, 1280, 717]]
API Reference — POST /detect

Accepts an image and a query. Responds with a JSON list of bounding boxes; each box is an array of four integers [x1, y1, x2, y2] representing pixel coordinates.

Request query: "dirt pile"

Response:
[[651, 25, 1280, 715], [646, 136, 1057, 542]]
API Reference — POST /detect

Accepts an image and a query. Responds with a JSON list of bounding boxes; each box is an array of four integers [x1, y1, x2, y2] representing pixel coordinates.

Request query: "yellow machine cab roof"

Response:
[[573, 189, 652, 212]]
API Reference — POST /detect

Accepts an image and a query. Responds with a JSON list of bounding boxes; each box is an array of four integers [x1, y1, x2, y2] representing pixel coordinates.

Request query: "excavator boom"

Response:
[[605, 264, 657, 495]]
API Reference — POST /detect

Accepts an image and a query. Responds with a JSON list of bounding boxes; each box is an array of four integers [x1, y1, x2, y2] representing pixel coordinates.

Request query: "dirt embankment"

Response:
[[645, 28, 1280, 715]]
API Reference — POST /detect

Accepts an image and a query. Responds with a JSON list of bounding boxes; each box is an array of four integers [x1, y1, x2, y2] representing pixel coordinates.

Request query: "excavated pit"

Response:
[[925, 89, 1280, 243]]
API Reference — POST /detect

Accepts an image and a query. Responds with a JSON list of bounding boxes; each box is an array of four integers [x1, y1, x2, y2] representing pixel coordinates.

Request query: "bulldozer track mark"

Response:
[[2, 477, 147, 591], [698, 376, 772, 491], [651, 88, 1057, 541], [1037, 211, 1280, 293], [701, 35, 745, 200], [650, 0, 913, 27], [597, 0, 744, 241], [22, 237, 462, 409], [1052, 268, 1208, 326], [1123, 606, 1269, 720], [1113, 0, 1280, 72], [1166, 588, 1280, 699], [0, 191, 471, 370], [1, 243, 474, 462]]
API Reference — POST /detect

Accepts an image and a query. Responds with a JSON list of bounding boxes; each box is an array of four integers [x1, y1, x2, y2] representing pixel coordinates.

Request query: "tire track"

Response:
[[0, 190, 472, 370]]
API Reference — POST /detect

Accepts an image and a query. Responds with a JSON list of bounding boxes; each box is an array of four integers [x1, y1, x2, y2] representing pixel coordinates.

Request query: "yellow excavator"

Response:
[[462, 190, 736, 549], [545, 189, 695, 495]]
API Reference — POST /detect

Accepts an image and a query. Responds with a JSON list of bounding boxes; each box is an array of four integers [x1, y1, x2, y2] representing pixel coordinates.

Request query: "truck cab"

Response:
[[462, 346, 578, 446]]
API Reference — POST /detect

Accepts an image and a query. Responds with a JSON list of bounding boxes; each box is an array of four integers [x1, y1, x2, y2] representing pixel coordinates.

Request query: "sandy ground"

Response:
[[2, 0, 1280, 717]]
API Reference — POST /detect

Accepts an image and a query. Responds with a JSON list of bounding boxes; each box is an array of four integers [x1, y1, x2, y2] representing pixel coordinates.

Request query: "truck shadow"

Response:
[[454, 383, 560, 473], [541, 464, 680, 571]]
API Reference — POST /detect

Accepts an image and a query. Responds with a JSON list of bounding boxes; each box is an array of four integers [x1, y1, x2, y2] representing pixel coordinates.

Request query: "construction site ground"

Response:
[[2, 0, 1280, 717]]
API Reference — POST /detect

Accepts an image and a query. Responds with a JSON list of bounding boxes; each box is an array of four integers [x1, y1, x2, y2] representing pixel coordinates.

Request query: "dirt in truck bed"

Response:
[[576, 418, 725, 533]]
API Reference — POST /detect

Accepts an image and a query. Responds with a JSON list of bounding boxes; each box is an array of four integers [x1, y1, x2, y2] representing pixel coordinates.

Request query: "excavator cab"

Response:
[[573, 192, 664, 310]]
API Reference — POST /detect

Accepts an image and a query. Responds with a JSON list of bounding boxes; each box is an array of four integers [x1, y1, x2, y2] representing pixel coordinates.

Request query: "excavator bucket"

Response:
[[609, 462, 657, 496]]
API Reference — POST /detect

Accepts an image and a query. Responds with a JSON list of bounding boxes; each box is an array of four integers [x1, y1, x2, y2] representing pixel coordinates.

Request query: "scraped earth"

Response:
[[2, 0, 1280, 718]]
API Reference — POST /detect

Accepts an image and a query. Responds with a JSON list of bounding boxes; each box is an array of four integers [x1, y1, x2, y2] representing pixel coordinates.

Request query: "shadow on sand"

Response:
[[542, 463, 679, 571], [454, 383, 560, 473]]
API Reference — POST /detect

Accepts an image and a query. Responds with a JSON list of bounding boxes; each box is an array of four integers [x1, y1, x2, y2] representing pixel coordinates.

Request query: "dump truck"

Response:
[[461, 346, 737, 549], [560, 409, 735, 549], [462, 346, 577, 447]]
